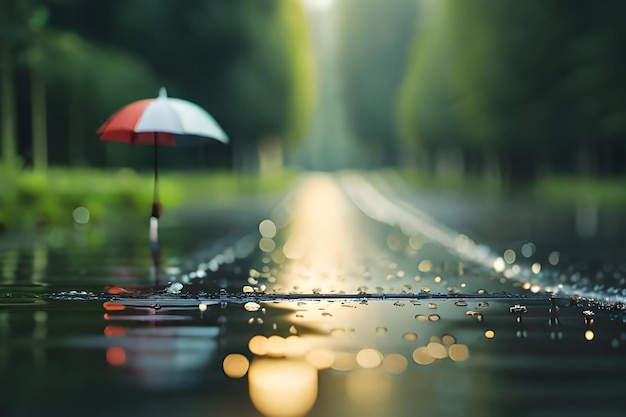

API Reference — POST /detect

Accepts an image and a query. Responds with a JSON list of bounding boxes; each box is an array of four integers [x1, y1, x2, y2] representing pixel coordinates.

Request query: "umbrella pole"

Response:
[[153, 139, 159, 206], [151, 138, 161, 218], [150, 136, 162, 284]]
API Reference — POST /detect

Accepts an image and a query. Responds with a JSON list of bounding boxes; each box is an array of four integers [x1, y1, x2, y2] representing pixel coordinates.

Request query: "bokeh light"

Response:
[[223, 353, 250, 378]]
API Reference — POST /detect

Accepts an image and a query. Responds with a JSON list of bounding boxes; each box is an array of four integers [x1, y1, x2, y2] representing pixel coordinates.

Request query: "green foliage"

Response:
[[398, 0, 626, 178], [0, 169, 298, 231], [2, 0, 315, 171], [279, 0, 316, 145]]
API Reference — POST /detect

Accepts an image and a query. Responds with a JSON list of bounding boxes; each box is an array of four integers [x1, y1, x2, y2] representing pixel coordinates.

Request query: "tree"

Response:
[[398, 0, 626, 181], [0, 0, 34, 170]]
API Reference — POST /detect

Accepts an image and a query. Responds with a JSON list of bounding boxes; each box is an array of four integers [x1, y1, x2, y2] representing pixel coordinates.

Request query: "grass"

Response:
[[531, 175, 626, 207], [394, 169, 505, 194], [394, 168, 626, 207], [0, 167, 299, 231], [2, 166, 625, 232]]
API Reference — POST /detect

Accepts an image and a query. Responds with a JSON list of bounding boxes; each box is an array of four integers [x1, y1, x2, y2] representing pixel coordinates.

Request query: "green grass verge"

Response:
[[393, 169, 505, 194], [531, 175, 626, 207], [0, 168, 299, 231], [394, 169, 626, 207]]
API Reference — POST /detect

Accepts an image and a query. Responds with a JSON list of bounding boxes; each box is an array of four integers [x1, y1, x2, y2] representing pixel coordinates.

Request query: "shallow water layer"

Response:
[[2, 294, 625, 417], [2, 173, 626, 417]]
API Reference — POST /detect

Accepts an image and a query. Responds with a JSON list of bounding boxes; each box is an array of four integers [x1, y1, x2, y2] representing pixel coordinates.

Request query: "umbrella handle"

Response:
[[151, 202, 163, 218]]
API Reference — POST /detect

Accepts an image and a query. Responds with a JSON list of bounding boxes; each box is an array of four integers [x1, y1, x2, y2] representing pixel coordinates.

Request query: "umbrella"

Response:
[[97, 87, 228, 274], [97, 87, 229, 218]]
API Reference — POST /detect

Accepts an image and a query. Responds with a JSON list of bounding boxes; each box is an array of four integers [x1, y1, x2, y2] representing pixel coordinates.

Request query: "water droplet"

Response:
[[476, 301, 490, 308], [509, 304, 527, 314], [412, 346, 435, 365], [441, 334, 456, 346], [375, 326, 388, 334], [322, 312, 333, 317], [428, 303, 437, 309], [356, 348, 384, 369], [427, 342, 447, 359], [243, 285, 254, 293], [403, 332, 418, 341], [504, 249, 516, 264], [465, 311, 483, 321], [382, 353, 408, 374], [484, 330, 495, 339], [584, 329, 595, 341], [454, 300, 468, 307], [259, 219, 277, 238], [493, 257, 506, 272], [548, 251, 560, 266], [331, 328, 346, 336], [418, 260, 433, 273], [165, 282, 183, 294], [415, 314, 427, 321], [428, 314, 440, 321], [244, 302, 261, 312], [448, 344, 469, 361], [550, 331, 563, 340], [223, 353, 250, 378], [198, 303, 207, 312], [248, 335, 268, 355]]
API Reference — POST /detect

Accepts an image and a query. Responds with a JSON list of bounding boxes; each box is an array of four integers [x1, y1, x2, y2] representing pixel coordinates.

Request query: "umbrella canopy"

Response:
[[97, 87, 229, 146]]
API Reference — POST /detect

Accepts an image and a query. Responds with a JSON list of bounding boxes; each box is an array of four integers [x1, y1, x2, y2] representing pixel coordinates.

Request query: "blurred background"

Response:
[[2, 0, 626, 228]]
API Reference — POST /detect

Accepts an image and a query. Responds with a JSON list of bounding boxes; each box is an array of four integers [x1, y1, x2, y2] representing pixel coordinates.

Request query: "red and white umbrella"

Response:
[[97, 87, 228, 147], [97, 87, 229, 218]]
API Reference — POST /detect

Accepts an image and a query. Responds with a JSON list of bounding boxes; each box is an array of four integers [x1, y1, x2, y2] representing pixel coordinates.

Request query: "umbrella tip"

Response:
[[158, 87, 167, 98]]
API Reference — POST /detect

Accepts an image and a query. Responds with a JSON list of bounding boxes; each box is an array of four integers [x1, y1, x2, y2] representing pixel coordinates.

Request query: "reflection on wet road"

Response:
[[2, 173, 626, 417]]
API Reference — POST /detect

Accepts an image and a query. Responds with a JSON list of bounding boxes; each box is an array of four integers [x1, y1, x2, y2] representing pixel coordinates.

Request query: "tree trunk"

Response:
[[258, 136, 283, 176], [0, 42, 18, 169], [68, 86, 85, 165], [31, 72, 47, 172], [232, 139, 259, 174]]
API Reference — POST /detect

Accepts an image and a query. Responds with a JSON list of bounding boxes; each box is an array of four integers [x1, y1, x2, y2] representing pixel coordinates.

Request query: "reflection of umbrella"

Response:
[[96, 87, 229, 218]]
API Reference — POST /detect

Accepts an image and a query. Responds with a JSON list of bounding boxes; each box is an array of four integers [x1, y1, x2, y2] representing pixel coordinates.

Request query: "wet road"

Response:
[[2, 173, 626, 417]]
